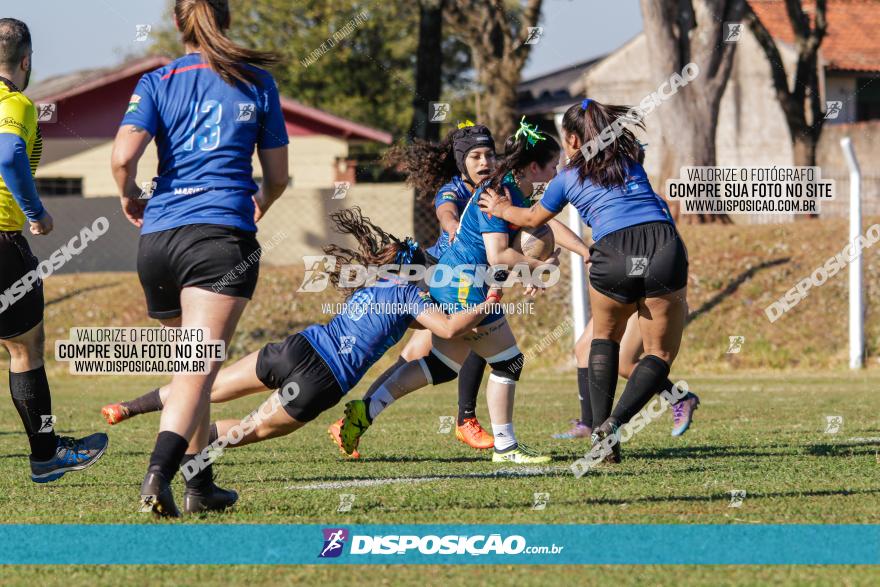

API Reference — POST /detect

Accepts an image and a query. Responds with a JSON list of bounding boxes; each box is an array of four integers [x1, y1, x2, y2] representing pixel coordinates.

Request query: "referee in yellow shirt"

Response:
[[0, 18, 107, 482]]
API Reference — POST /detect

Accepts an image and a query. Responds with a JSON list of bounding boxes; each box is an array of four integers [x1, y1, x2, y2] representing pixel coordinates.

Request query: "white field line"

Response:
[[285, 466, 566, 490]]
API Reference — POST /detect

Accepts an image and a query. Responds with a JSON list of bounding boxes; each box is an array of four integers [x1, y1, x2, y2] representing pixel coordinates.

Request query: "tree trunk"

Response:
[[410, 0, 446, 243], [640, 0, 745, 224], [409, 0, 444, 143], [478, 63, 519, 140]]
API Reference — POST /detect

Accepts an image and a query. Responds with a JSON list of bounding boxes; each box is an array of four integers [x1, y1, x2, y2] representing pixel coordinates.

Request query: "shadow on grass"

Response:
[[686, 257, 789, 325], [46, 281, 123, 307]]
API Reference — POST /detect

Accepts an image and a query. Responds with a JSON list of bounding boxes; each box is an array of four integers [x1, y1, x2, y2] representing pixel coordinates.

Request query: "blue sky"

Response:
[[7, 0, 642, 83]]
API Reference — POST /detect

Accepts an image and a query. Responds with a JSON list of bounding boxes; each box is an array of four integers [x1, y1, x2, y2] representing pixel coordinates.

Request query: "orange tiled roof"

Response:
[[749, 0, 880, 72]]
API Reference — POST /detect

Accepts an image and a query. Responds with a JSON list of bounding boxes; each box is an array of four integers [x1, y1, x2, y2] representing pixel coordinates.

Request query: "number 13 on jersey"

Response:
[[184, 100, 222, 152]]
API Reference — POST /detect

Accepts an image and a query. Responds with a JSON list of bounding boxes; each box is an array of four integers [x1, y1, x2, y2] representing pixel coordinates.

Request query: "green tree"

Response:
[[149, 0, 423, 139]]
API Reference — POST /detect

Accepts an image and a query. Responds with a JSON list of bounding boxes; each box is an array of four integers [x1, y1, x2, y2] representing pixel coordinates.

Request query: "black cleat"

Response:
[[589, 419, 622, 465], [184, 482, 239, 514], [140, 471, 180, 518]]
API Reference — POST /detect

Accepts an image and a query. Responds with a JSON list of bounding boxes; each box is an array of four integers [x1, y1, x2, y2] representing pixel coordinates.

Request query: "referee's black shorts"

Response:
[[0, 231, 44, 339], [589, 221, 688, 304], [137, 224, 261, 320]]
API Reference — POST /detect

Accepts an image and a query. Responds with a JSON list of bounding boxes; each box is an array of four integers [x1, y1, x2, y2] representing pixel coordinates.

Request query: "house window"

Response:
[[35, 177, 83, 196], [856, 77, 880, 121]]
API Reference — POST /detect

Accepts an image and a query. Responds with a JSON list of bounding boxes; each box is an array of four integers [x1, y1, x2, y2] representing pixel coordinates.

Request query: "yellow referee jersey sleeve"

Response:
[[0, 89, 40, 231]]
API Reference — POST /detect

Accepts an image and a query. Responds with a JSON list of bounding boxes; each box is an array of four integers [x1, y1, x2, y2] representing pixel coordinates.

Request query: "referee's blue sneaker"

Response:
[[30, 433, 109, 483]]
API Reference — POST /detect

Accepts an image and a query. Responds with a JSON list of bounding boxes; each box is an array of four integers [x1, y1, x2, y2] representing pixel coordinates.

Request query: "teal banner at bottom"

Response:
[[0, 524, 877, 565]]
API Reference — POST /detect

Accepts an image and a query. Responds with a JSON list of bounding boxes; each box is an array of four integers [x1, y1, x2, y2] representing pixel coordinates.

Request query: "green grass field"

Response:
[[1, 370, 879, 585]]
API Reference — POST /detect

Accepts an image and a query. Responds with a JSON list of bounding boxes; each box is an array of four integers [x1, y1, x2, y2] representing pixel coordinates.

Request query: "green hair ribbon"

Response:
[[514, 116, 544, 147]]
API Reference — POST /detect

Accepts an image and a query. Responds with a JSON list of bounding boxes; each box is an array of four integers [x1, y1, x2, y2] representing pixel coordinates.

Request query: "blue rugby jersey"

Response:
[[301, 282, 433, 392], [539, 162, 671, 242], [120, 53, 288, 234], [425, 175, 472, 259]]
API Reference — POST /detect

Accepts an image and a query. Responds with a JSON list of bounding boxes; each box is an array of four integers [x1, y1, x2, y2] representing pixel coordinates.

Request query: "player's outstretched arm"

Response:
[[479, 186, 556, 228], [0, 133, 51, 235], [415, 288, 502, 339], [547, 218, 590, 259]]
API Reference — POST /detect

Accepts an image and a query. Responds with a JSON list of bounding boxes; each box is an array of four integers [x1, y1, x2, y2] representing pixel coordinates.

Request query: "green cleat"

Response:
[[340, 400, 371, 455], [491, 442, 551, 464]]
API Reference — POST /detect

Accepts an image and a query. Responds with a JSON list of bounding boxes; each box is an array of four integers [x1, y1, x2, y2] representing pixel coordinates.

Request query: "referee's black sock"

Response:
[[457, 352, 486, 425], [10, 367, 58, 461], [611, 355, 671, 425], [147, 431, 189, 482], [588, 339, 619, 429], [181, 454, 214, 493], [577, 367, 592, 426], [121, 388, 163, 416], [364, 356, 406, 398]]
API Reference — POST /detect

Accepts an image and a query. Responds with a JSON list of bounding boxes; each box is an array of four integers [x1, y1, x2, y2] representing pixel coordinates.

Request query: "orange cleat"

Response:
[[455, 417, 494, 449], [328, 417, 360, 459], [101, 403, 130, 426]]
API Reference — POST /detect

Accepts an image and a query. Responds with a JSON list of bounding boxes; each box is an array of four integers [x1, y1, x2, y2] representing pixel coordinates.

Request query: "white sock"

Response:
[[491, 422, 516, 451], [367, 387, 395, 421]]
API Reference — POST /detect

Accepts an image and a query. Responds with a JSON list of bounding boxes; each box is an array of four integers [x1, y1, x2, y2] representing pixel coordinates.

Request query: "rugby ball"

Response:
[[513, 225, 555, 261]]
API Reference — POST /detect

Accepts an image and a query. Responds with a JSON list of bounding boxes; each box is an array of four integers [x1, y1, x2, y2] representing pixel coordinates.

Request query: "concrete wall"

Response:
[[36, 135, 349, 197], [26, 183, 416, 273], [580, 31, 869, 223]]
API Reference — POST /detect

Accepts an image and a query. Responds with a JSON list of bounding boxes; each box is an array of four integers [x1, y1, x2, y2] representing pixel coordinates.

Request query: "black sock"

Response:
[[147, 431, 189, 481], [577, 367, 592, 426], [181, 454, 214, 492], [121, 388, 163, 416], [588, 339, 620, 429], [208, 422, 219, 444], [457, 352, 486, 424], [659, 378, 681, 401], [611, 355, 671, 425], [10, 367, 57, 461], [364, 357, 406, 397]]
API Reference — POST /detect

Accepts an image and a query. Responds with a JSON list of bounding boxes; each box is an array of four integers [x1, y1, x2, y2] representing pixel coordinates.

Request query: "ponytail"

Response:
[[323, 207, 426, 297], [175, 0, 279, 86], [486, 118, 560, 190], [562, 99, 643, 188]]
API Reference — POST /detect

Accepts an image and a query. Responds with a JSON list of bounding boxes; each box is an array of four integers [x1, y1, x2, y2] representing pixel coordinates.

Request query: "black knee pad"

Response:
[[419, 351, 459, 385], [489, 351, 524, 383]]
